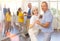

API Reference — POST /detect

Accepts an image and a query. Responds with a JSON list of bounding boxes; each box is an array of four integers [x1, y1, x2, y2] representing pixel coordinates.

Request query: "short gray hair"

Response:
[[42, 1, 48, 6], [31, 6, 38, 15]]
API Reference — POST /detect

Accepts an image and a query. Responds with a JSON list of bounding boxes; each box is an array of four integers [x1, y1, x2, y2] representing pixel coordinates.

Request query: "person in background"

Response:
[[4, 9, 11, 36], [27, 3, 32, 19], [23, 12, 27, 25], [27, 3, 32, 26], [26, 3, 32, 38], [17, 8, 24, 33], [23, 12, 29, 36], [36, 1, 53, 41], [3, 5, 7, 16]]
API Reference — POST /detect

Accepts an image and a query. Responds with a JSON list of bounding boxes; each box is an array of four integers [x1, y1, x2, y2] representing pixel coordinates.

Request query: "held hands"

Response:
[[35, 20, 41, 25], [29, 20, 41, 29]]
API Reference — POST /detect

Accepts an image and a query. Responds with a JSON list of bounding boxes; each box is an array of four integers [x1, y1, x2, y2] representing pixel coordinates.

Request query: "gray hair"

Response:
[[31, 6, 38, 15], [42, 1, 48, 7]]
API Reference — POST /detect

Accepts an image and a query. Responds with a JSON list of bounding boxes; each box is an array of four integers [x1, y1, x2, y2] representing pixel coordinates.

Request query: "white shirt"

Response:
[[30, 15, 41, 33], [30, 15, 42, 29]]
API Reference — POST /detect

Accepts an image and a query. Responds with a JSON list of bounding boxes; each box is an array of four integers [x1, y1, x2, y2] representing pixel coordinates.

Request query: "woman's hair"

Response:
[[23, 12, 27, 14], [17, 11, 19, 16], [18, 8, 22, 12], [31, 6, 38, 15], [6, 8, 11, 15], [17, 8, 22, 16]]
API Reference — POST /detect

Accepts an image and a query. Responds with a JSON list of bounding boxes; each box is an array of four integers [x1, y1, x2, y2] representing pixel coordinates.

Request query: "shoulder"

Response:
[[45, 10, 52, 17], [45, 10, 53, 19], [30, 15, 35, 20], [31, 15, 35, 19]]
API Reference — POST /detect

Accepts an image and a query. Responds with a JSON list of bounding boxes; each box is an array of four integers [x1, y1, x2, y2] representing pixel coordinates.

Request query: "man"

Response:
[[3, 5, 7, 15], [27, 3, 32, 19], [25, 3, 32, 37], [36, 1, 53, 41]]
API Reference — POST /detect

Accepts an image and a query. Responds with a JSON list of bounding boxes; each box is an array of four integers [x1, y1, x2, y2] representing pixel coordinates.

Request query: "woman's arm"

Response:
[[29, 22, 35, 29], [29, 16, 35, 29]]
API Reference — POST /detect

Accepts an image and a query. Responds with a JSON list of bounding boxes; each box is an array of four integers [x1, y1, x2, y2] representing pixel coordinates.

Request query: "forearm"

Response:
[[39, 23, 49, 28], [29, 23, 35, 28]]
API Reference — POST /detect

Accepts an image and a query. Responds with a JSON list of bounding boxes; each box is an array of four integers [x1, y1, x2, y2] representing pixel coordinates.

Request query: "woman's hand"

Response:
[[36, 20, 50, 28], [35, 20, 41, 25], [20, 16, 24, 19]]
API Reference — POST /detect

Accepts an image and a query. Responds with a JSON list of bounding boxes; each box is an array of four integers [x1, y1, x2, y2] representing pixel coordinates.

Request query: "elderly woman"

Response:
[[28, 7, 40, 41]]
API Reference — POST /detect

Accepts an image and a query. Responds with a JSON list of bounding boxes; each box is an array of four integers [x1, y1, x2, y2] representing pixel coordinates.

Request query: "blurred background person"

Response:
[[23, 12, 27, 25], [23, 12, 28, 36], [27, 3, 32, 19], [17, 8, 24, 34], [25, 3, 32, 38], [27, 3, 32, 27], [3, 5, 7, 16], [4, 8, 12, 36]]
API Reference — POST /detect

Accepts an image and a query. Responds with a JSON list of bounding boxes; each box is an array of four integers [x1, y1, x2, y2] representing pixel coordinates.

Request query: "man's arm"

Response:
[[36, 20, 50, 28]]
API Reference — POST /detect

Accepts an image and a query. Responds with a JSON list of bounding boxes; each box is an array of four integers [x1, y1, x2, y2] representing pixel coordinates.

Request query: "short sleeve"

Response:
[[45, 14, 53, 23], [30, 16, 35, 24]]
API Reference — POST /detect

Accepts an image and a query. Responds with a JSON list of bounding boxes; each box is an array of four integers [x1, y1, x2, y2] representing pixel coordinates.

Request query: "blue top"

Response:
[[41, 10, 53, 32], [3, 8, 7, 15], [27, 9, 31, 19]]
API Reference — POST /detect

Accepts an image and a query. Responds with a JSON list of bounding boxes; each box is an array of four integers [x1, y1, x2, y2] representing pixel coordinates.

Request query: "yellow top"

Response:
[[5, 12, 11, 22], [18, 12, 24, 23]]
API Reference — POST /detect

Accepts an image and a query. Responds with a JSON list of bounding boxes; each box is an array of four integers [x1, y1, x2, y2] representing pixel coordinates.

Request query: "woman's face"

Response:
[[33, 8, 38, 16]]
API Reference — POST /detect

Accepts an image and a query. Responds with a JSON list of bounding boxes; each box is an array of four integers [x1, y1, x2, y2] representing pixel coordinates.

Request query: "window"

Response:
[[50, 2, 57, 16], [58, 2, 60, 29], [1, 0, 22, 15], [40, 0, 49, 1], [23, 1, 38, 12], [58, 2, 60, 15], [50, 0, 57, 1]]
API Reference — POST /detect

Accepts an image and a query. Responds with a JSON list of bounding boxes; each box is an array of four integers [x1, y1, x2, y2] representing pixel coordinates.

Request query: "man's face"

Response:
[[41, 3, 48, 12], [28, 3, 32, 9]]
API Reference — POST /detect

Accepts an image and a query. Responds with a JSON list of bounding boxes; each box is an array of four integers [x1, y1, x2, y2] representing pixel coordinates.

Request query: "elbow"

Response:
[[43, 23, 50, 28], [29, 24, 33, 28], [45, 26, 48, 28], [44, 25, 49, 28]]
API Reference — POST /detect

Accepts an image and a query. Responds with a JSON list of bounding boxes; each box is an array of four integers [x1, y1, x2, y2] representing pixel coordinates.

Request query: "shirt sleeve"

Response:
[[30, 16, 34, 24], [45, 13, 53, 23]]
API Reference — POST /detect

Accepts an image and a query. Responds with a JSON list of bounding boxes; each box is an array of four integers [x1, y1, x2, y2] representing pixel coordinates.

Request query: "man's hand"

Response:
[[35, 20, 50, 28]]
